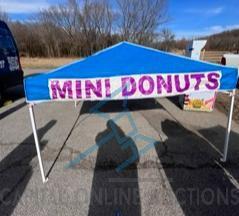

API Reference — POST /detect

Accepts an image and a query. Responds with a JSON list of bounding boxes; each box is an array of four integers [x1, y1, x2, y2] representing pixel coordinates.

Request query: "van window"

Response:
[[0, 28, 16, 52]]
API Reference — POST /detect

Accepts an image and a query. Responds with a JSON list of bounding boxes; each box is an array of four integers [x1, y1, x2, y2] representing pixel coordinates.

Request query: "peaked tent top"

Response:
[[32, 41, 237, 78], [24, 41, 238, 102]]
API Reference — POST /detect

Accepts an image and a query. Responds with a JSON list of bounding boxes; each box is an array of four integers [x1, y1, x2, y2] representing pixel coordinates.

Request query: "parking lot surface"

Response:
[[0, 69, 239, 215]]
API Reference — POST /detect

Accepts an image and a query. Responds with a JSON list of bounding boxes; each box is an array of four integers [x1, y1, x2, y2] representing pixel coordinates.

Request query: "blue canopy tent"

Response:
[[24, 42, 238, 183]]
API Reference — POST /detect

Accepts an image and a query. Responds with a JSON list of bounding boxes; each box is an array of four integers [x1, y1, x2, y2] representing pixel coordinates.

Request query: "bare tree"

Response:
[[116, 0, 167, 44], [159, 28, 175, 51], [37, 0, 82, 56], [37, 0, 115, 56], [80, 0, 115, 54], [39, 0, 80, 39], [9, 0, 173, 57]]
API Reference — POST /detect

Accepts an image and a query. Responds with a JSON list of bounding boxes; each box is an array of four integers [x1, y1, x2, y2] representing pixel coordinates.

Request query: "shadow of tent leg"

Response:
[[0, 101, 26, 121], [198, 125, 239, 161], [87, 120, 141, 216], [154, 119, 239, 216], [0, 120, 56, 215]]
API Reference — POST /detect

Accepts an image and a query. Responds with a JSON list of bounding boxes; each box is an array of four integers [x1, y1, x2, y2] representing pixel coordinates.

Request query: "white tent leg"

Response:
[[221, 90, 236, 162], [29, 104, 48, 183]]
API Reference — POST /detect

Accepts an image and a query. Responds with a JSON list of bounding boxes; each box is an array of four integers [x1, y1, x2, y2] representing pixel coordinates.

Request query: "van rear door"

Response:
[[0, 22, 22, 89], [0, 27, 20, 71]]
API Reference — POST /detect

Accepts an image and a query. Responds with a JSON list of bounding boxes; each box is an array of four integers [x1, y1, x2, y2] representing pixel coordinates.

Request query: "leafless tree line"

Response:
[[204, 29, 239, 52], [2, 0, 175, 57]]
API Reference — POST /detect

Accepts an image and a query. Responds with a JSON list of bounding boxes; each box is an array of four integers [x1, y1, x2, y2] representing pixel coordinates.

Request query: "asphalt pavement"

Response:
[[0, 69, 239, 215]]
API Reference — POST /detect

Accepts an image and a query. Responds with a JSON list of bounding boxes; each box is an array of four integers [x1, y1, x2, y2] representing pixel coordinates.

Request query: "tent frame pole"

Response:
[[221, 89, 236, 162], [29, 104, 48, 183]]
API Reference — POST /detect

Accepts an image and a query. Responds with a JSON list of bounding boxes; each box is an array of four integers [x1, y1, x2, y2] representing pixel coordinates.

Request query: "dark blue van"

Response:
[[0, 20, 23, 105]]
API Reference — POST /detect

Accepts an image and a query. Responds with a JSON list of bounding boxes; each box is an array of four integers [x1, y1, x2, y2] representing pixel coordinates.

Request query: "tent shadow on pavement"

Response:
[[198, 125, 239, 162], [0, 120, 56, 216], [0, 101, 26, 121], [87, 120, 141, 216], [79, 98, 164, 115], [154, 119, 239, 216]]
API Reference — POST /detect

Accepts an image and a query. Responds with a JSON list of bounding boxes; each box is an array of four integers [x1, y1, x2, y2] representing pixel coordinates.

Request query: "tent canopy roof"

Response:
[[24, 41, 238, 102]]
